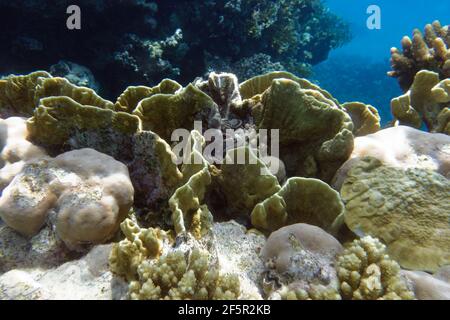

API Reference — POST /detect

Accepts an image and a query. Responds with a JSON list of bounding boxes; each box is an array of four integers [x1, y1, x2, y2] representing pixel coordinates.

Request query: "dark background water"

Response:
[[312, 0, 450, 124], [0, 0, 448, 126]]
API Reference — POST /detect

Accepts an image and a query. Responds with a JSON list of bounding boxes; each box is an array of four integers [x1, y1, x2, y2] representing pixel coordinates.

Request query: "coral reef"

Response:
[[391, 70, 449, 133], [388, 21, 450, 92], [251, 177, 345, 233], [49, 61, 99, 92], [336, 236, 415, 300], [240, 73, 354, 182], [332, 126, 450, 189], [0, 66, 448, 301], [261, 223, 343, 300], [0, 0, 350, 98], [0, 117, 47, 190], [340, 157, 450, 272], [402, 269, 450, 300], [0, 148, 134, 250]]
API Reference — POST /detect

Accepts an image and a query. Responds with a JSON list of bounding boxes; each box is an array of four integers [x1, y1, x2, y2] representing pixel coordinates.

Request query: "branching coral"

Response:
[[336, 236, 415, 300], [109, 218, 171, 282], [388, 20, 450, 92], [128, 248, 240, 300]]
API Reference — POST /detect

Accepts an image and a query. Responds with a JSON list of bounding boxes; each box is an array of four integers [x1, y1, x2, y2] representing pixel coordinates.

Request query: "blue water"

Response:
[[312, 0, 450, 125], [326, 0, 449, 60]]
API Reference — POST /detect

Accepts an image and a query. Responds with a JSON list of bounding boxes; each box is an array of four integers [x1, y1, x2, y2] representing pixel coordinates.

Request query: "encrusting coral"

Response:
[[336, 236, 415, 300], [388, 20, 450, 92], [332, 125, 450, 189], [340, 157, 450, 272]]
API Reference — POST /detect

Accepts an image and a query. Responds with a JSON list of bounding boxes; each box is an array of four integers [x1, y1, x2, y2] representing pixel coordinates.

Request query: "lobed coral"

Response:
[[0, 148, 134, 250], [388, 21, 450, 92], [336, 236, 415, 300], [391, 70, 449, 133], [0, 117, 47, 190]]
